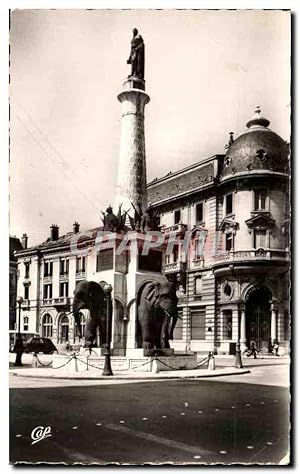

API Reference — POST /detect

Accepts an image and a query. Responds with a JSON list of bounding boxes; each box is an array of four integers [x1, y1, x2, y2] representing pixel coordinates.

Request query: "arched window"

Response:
[[23, 316, 29, 331], [59, 314, 69, 343], [42, 313, 53, 338]]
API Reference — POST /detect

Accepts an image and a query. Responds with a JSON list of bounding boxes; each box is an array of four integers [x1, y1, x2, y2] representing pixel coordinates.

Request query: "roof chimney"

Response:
[[50, 224, 59, 241], [21, 233, 28, 249], [73, 222, 80, 234]]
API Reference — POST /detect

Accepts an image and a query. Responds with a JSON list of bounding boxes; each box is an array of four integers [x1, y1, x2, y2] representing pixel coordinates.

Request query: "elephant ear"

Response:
[[145, 282, 160, 308]]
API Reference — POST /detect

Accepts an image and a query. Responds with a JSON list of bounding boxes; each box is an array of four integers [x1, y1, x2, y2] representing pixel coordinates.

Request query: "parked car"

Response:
[[23, 336, 58, 355], [9, 331, 39, 352]]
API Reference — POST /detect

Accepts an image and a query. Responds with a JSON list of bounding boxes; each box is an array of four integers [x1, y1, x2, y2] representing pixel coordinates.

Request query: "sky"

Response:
[[9, 9, 291, 246]]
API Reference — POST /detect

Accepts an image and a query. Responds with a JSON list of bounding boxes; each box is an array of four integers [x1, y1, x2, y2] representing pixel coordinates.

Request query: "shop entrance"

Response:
[[245, 286, 272, 349]]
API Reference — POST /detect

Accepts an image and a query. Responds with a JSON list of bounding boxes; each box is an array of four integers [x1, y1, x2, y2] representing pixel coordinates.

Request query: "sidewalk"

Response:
[[10, 361, 250, 380], [10, 365, 250, 380]]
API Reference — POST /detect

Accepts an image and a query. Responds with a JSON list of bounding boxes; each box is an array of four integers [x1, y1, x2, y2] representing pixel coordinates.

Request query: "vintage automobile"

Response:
[[23, 336, 58, 355]]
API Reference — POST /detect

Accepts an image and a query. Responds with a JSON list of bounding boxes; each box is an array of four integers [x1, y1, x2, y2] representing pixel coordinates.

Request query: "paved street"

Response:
[[10, 358, 290, 465]]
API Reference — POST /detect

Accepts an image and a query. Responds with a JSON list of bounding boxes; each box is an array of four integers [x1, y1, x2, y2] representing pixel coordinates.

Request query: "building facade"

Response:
[[14, 108, 290, 354], [147, 107, 290, 354]]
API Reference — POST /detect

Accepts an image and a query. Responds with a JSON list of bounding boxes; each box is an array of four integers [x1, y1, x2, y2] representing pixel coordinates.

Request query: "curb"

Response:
[[10, 368, 251, 381]]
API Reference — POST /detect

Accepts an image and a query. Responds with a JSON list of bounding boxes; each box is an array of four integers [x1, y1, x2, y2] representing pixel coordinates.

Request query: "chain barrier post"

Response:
[[32, 353, 38, 368], [208, 351, 215, 370], [152, 353, 160, 373]]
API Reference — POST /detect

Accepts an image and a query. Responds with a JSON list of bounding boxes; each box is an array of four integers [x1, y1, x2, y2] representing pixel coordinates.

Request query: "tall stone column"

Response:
[[115, 78, 150, 217]]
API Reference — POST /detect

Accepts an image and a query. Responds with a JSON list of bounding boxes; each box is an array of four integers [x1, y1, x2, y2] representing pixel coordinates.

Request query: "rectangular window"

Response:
[[195, 276, 202, 295], [76, 256, 86, 273], [24, 262, 30, 279], [173, 245, 178, 263], [223, 310, 232, 340], [165, 254, 170, 265], [24, 285, 29, 300], [174, 209, 181, 224], [23, 317, 29, 331], [43, 284, 52, 299], [254, 230, 267, 248], [225, 233, 234, 251], [138, 250, 162, 273], [254, 191, 266, 210], [44, 261, 53, 277], [191, 309, 206, 340], [96, 248, 114, 272], [225, 193, 233, 215], [60, 258, 69, 275], [173, 310, 183, 340], [60, 282, 69, 297], [196, 202, 203, 223]]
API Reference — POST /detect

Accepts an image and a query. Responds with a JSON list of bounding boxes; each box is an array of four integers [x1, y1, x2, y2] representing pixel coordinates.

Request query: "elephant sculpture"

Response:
[[72, 280, 111, 348], [137, 279, 178, 350]]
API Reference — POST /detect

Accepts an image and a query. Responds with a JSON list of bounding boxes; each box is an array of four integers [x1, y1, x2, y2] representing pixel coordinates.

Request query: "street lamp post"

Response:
[[14, 297, 24, 367], [17, 296, 24, 336], [102, 284, 113, 376], [235, 305, 243, 369]]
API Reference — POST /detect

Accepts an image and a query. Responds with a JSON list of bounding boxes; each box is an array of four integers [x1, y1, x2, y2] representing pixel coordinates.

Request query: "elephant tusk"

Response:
[[163, 309, 182, 320]]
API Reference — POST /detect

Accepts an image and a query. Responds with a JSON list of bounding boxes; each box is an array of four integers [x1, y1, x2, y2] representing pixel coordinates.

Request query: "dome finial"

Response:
[[246, 106, 270, 129]]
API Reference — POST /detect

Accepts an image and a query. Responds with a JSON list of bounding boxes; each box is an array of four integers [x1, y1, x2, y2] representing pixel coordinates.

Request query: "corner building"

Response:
[[148, 107, 290, 354]]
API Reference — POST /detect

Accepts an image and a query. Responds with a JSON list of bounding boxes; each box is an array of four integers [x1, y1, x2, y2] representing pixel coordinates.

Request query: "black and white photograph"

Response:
[[8, 8, 291, 465]]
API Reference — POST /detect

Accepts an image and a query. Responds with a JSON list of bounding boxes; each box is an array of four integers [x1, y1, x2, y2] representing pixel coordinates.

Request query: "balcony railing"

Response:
[[21, 299, 30, 309], [211, 249, 289, 265], [162, 223, 187, 235], [164, 261, 186, 273], [76, 270, 86, 278], [59, 272, 69, 280], [43, 275, 53, 283], [43, 297, 71, 307], [190, 258, 205, 269]]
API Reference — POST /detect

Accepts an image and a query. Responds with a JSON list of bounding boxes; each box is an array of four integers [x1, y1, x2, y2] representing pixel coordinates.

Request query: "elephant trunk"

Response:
[[162, 308, 178, 341]]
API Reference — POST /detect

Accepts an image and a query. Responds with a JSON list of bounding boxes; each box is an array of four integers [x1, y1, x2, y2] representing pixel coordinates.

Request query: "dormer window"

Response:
[[256, 149, 268, 161], [254, 191, 267, 211], [224, 156, 232, 167]]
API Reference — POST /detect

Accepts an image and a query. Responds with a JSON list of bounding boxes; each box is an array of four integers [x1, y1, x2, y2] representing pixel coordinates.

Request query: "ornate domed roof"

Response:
[[222, 107, 289, 178]]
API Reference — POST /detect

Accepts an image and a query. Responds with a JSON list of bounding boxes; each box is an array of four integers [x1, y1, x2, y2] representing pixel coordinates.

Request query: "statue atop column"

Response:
[[127, 28, 145, 80]]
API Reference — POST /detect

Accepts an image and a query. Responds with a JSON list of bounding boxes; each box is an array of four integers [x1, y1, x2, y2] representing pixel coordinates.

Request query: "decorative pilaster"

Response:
[[232, 307, 239, 342], [239, 305, 247, 351], [271, 304, 277, 342]]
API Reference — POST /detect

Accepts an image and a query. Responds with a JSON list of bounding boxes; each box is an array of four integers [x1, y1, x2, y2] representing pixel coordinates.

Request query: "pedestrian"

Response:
[[273, 339, 279, 356], [248, 339, 257, 359], [13, 335, 24, 367], [268, 337, 273, 354]]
